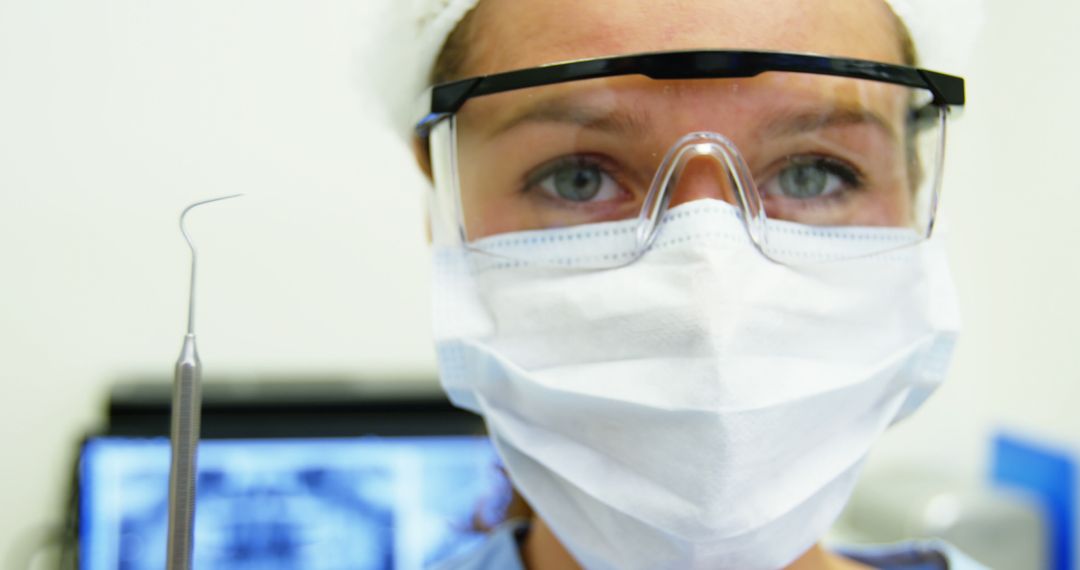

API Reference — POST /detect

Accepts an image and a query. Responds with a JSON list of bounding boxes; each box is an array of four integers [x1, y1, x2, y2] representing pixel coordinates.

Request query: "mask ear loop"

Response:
[[634, 132, 771, 260]]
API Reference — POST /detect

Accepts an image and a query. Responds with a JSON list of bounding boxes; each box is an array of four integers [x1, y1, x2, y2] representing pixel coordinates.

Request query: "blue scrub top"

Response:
[[432, 520, 989, 570]]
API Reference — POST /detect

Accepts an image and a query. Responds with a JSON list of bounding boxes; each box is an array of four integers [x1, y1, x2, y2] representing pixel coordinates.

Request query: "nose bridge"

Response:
[[657, 137, 749, 209], [635, 132, 768, 260], [668, 149, 738, 207]]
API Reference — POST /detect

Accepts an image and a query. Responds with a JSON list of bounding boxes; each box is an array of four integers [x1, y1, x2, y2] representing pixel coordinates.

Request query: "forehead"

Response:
[[465, 73, 910, 126], [463, 0, 906, 76]]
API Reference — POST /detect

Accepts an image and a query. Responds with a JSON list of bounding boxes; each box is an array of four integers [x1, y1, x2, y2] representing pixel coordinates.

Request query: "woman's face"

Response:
[[445, 0, 924, 242]]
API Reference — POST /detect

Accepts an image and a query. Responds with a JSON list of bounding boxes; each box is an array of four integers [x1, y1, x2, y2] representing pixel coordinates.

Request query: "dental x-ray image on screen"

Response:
[[78, 436, 503, 570]]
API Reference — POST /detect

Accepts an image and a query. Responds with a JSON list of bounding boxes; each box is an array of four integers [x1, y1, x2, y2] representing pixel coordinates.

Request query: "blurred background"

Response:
[[0, 0, 1076, 568]]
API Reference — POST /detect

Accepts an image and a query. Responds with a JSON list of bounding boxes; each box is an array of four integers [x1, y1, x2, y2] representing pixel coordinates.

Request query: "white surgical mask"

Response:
[[431, 199, 960, 570]]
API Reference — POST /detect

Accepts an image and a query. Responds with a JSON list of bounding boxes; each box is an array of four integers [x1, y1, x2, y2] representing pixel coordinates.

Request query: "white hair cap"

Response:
[[367, 0, 982, 136]]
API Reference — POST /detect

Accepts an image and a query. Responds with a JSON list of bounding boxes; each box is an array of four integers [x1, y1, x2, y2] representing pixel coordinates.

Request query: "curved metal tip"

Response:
[[179, 194, 243, 335], [180, 194, 244, 250]]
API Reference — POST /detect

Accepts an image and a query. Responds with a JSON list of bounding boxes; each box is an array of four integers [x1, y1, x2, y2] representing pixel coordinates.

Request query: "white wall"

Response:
[[866, 0, 1080, 479], [1, 0, 1077, 564], [0, 1, 437, 563]]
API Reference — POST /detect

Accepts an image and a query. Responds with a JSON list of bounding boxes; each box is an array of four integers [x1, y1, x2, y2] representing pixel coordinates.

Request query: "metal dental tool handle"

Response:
[[167, 333, 201, 570], [167, 194, 242, 570]]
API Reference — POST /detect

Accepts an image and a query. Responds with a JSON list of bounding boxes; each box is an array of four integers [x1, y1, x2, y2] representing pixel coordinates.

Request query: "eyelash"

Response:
[[764, 155, 867, 200], [799, 156, 864, 188], [520, 152, 867, 204], [522, 154, 627, 196]]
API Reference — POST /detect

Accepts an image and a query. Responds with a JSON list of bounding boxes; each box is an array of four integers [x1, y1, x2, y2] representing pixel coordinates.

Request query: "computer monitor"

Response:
[[79, 435, 503, 570], [75, 381, 507, 570]]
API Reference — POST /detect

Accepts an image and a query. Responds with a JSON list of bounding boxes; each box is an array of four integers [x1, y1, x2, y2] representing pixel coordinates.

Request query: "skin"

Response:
[[417, 0, 912, 567]]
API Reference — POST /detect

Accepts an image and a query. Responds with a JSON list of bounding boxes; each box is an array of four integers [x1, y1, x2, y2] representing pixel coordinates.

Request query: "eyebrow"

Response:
[[486, 98, 652, 139], [485, 98, 900, 142], [762, 107, 899, 141]]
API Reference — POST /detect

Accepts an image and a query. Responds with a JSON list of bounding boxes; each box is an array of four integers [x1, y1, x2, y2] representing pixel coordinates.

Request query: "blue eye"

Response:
[[764, 157, 862, 200], [528, 157, 624, 204], [552, 164, 604, 201]]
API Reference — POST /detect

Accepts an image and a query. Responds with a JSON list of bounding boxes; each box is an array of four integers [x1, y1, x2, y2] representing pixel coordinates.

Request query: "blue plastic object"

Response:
[[991, 433, 1077, 570]]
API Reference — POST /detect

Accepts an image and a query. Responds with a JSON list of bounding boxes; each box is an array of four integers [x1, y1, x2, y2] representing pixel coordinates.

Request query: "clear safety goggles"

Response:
[[416, 50, 966, 267]]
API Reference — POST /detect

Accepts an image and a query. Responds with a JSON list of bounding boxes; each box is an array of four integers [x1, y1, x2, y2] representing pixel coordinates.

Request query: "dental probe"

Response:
[[167, 194, 242, 570]]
